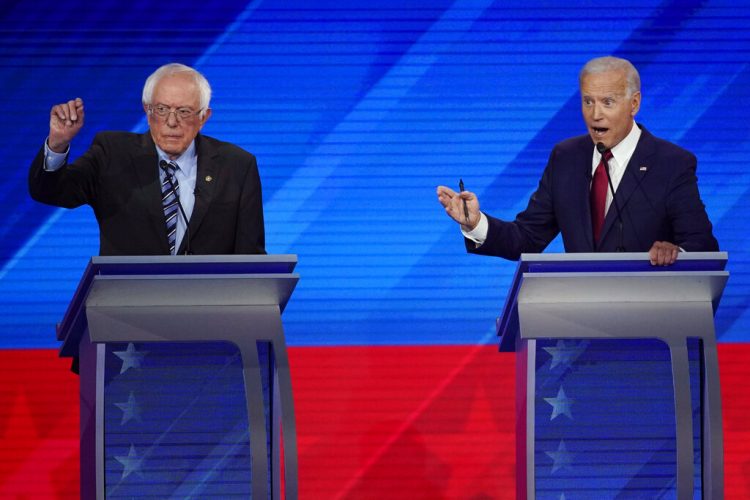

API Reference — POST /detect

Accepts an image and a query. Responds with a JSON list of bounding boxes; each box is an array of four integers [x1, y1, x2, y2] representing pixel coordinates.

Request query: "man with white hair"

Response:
[[29, 63, 265, 256], [437, 56, 717, 265]]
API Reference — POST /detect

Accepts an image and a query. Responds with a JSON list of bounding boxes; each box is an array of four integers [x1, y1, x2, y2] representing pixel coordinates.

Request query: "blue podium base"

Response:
[[101, 341, 273, 498], [529, 338, 703, 499]]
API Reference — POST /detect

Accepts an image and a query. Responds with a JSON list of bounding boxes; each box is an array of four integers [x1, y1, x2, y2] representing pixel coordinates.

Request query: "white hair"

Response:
[[580, 56, 641, 97], [142, 63, 212, 117]]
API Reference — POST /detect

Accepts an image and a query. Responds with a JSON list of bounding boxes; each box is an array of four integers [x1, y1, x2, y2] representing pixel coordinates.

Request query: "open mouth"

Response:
[[592, 127, 608, 136]]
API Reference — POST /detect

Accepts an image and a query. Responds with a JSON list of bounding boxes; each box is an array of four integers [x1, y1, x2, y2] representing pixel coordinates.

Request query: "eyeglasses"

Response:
[[148, 104, 204, 121]]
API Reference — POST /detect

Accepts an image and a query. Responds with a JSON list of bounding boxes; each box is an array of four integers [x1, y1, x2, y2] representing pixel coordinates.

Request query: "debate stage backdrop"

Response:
[[1, 0, 749, 498]]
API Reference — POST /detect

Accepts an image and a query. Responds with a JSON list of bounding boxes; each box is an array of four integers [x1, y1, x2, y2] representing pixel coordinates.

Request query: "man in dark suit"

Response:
[[29, 63, 265, 256], [437, 56, 717, 265]]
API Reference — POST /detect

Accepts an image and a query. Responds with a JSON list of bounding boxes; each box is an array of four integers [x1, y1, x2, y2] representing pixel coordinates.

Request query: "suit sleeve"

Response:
[[466, 149, 561, 260], [234, 154, 266, 254], [28, 135, 104, 208], [667, 154, 719, 251]]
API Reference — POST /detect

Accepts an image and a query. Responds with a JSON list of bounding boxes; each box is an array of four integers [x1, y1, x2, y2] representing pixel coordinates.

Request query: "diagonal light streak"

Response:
[[263, 0, 498, 252], [0, 209, 64, 281]]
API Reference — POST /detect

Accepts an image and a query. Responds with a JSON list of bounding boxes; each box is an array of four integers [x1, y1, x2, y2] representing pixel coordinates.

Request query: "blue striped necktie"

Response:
[[161, 161, 180, 254]]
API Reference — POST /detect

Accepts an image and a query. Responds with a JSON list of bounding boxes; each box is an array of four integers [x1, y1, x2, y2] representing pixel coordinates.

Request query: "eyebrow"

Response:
[[155, 103, 196, 108], [581, 93, 624, 98]]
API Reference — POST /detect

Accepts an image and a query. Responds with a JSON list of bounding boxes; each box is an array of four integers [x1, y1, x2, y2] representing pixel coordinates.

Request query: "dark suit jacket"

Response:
[[468, 125, 718, 260], [29, 131, 265, 256]]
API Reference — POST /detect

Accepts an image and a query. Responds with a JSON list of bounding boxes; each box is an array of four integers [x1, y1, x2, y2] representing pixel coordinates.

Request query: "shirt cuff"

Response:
[[461, 212, 489, 246], [43, 138, 69, 171]]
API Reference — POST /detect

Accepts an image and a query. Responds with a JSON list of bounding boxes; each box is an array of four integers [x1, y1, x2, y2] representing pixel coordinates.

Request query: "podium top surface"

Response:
[[89, 254, 298, 274], [57, 255, 299, 355], [516, 251, 728, 272], [496, 252, 729, 351]]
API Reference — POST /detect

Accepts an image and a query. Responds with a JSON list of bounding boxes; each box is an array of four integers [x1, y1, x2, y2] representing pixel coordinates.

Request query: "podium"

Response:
[[497, 252, 728, 499], [56, 255, 300, 499]]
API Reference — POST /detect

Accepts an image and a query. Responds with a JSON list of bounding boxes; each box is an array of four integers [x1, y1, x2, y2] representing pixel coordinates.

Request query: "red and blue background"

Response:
[[1, 0, 748, 497]]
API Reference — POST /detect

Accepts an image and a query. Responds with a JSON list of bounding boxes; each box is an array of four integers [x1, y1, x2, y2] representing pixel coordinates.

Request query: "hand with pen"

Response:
[[436, 180, 481, 231]]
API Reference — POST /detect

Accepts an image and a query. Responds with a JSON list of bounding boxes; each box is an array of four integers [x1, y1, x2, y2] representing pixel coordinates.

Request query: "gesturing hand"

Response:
[[436, 185, 481, 231], [48, 98, 85, 152]]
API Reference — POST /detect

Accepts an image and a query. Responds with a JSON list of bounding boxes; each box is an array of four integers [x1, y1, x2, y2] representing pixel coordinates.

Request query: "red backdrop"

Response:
[[0, 344, 747, 498]]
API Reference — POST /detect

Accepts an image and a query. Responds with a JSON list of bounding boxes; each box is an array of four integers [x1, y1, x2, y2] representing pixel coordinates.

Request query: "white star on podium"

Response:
[[115, 392, 143, 425], [545, 440, 574, 473], [113, 343, 147, 374], [542, 340, 585, 369], [115, 444, 144, 479], [544, 386, 574, 420]]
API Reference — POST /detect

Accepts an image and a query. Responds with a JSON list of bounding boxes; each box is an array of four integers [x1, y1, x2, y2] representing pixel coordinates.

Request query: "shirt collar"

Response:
[[597, 122, 641, 167], [155, 140, 197, 170]]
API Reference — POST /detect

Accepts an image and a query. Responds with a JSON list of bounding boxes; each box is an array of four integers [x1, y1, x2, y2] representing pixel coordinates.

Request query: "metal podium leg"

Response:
[[272, 337, 299, 499], [667, 338, 695, 499], [523, 339, 536, 500], [237, 340, 270, 500], [237, 312, 299, 499], [702, 335, 725, 499], [78, 329, 98, 500]]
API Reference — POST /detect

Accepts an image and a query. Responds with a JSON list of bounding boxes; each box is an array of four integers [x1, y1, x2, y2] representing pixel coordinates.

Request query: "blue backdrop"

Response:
[[2, 0, 749, 348]]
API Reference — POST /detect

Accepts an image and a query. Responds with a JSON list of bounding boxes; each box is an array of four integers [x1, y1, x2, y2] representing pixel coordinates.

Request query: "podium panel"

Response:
[[530, 337, 704, 499], [497, 253, 728, 500], [102, 341, 254, 497], [57, 256, 300, 499]]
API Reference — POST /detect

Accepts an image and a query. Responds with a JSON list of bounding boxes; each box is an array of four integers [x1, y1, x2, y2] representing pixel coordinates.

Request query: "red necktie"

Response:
[[590, 150, 613, 242]]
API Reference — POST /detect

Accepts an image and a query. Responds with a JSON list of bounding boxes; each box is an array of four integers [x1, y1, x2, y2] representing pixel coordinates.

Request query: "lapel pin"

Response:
[[205, 175, 213, 182], [639, 166, 648, 171]]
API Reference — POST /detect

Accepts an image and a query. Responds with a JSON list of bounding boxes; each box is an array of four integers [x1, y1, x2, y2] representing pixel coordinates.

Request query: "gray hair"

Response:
[[142, 63, 212, 117], [580, 56, 641, 97]]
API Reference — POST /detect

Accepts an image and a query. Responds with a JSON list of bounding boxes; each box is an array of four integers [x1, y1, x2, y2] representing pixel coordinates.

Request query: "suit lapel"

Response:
[[179, 134, 218, 253], [598, 126, 655, 246], [133, 133, 171, 253]]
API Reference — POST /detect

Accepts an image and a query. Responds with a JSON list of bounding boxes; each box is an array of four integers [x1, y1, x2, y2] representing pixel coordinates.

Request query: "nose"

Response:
[[165, 111, 179, 127], [591, 103, 604, 121]]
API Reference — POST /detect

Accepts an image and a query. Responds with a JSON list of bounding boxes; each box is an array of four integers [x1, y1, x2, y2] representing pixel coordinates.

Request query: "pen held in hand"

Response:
[[459, 178, 469, 223]]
